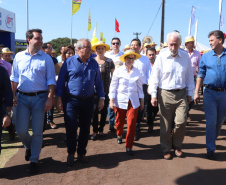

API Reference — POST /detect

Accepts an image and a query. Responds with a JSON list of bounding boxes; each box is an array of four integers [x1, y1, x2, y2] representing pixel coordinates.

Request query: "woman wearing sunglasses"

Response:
[[109, 49, 144, 156]]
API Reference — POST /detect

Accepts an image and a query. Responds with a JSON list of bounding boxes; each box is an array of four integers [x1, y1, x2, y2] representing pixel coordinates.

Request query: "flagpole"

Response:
[[71, 12, 73, 45], [26, 0, 29, 31], [219, 0, 223, 30]]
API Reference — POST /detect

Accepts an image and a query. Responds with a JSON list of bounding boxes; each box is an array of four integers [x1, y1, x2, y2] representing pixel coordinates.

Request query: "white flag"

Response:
[[188, 6, 196, 36], [220, 0, 224, 30], [194, 19, 198, 47]]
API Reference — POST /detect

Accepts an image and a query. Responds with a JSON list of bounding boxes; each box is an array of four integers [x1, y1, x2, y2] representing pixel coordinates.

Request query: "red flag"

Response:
[[115, 18, 120, 32]]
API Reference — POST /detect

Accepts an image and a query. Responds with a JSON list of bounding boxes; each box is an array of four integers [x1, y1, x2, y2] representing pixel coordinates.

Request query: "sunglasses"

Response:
[[112, 42, 120, 45], [126, 57, 135, 60]]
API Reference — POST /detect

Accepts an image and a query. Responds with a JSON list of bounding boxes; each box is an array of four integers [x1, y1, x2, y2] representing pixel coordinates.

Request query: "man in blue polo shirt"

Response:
[[10, 29, 56, 174], [194, 30, 226, 160], [57, 38, 105, 166]]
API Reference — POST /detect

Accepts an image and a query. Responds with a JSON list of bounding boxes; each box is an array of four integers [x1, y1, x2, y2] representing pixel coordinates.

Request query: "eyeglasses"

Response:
[[126, 57, 135, 61], [66, 52, 74, 55], [112, 42, 120, 45]]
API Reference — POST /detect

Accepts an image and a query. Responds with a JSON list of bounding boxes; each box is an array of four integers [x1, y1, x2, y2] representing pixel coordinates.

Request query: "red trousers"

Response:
[[114, 100, 139, 149]]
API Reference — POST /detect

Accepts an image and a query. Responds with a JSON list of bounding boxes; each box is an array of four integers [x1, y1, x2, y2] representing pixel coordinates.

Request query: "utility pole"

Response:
[[160, 0, 165, 44], [133, 32, 141, 39]]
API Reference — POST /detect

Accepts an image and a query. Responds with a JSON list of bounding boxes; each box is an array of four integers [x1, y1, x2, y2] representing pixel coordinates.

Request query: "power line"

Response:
[[146, 3, 162, 36]]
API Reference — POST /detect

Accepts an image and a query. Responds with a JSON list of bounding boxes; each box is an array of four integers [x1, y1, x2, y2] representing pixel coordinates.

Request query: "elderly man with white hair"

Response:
[[148, 31, 194, 160]]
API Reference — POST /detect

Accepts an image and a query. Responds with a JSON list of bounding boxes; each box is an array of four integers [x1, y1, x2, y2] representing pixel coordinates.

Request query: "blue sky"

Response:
[[0, 0, 225, 49]]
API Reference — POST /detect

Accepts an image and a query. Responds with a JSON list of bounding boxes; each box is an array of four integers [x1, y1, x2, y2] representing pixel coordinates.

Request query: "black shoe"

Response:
[[67, 154, 75, 166], [134, 134, 139, 141], [25, 149, 31, 161], [126, 148, 134, 156], [99, 133, 104, 138], [29, 162, 38, 174], [109, 127, 116, 132], [148, 126, 154, 133], [78, 154, 89, 163], [207, 151, 215, 160], [117, 136, 122, 144], [91, 135, 97, 141]]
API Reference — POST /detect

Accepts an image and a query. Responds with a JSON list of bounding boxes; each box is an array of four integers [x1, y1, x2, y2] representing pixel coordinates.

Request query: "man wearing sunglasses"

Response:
[[105, 37, 124, 132]]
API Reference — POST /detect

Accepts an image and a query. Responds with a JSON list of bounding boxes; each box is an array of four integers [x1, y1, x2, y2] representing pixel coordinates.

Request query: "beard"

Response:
[[169, 50, 178, 56]]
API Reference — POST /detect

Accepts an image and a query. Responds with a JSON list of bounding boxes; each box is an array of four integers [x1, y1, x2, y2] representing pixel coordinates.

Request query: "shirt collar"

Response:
[[211, 48, 226, 57], [25, 49, 42, 56], [76, 54, 92, 64], [0, 59, 4, 65]]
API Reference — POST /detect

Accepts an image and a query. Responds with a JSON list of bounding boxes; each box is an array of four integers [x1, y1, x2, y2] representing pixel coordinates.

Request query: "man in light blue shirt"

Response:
[[194, 30, 226, 160], [57, 45, 65, 63], [10, 29, 56, 174]]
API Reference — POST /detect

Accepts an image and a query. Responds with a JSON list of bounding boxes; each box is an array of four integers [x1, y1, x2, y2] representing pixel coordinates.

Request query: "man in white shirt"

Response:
[[105, 38, 124, 132], [149, 31, 194, 160], [131, 39, 151, 140]]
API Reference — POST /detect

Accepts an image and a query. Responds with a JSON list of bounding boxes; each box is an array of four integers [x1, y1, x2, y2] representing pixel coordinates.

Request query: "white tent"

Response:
[[195, 42, 211, 52]]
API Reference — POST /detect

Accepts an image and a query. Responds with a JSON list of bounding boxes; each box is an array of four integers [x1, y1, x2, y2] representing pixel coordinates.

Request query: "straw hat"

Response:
[[2, 47, 14, 54], [144, 43, 152, 48], [51, 49, 56, 53], [91, 41, 110, 51], [185, 36, 194, 43], [180, 45, 185, 49], [163, 42, 168, 47], [119, 49, 141, 62], [156, 46, 161, 52], [123, 44, 130, 51]]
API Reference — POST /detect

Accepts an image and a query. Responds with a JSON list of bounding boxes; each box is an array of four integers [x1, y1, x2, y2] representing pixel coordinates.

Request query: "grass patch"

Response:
[[0, 129, 23, 168]]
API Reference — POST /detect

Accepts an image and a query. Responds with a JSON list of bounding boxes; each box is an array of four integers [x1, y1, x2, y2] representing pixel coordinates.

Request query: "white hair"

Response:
[[167, 31, 182, 44], [76, 38, 90, 51]]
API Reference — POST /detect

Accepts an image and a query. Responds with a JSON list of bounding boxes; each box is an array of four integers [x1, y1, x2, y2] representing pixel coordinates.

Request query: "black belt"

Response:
[[17, 90, 47, 96], [68, 92, 94, 100], [205, 85, 226, 92], [166, 89, 183, 92]]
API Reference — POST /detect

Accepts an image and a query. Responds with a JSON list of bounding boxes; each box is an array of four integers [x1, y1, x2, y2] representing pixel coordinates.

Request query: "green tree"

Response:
[[45, 37, 77, 56]]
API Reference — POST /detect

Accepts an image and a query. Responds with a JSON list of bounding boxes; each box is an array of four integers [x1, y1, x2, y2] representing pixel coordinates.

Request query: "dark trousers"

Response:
[[0, 104, 3, 153], [92, 94, 109, 133], [146, 94, 159, 128], [64, 95, 94, 155]]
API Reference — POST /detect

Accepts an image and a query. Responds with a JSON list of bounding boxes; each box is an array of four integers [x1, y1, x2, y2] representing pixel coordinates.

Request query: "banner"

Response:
[[0, 7, 16, 33], [88, 9, 91, 31], [188, 6, 196, 36], [115, 18, 120, 32], [72, 0, 82, 15]]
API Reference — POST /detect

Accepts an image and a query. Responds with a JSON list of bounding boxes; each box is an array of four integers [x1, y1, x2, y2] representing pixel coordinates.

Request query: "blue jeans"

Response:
[[203, 87, 226, 152], [108, 106, 115, 128], [16, 92, 48, 163], [64, 95, 94, 155], [0, 103, 4, 153]]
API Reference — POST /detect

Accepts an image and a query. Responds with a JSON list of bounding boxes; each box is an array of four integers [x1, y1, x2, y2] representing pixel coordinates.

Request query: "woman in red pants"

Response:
[[109, 49, 144, 156]]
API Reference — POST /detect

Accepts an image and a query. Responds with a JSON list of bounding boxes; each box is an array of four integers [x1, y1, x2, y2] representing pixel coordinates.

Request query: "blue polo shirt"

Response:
[[57, 54, 105, 98], [198, 48, 226, 88]]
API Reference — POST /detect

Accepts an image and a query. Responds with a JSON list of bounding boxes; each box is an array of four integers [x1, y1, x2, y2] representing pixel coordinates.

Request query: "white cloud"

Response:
[[0, 0, 2, 4]]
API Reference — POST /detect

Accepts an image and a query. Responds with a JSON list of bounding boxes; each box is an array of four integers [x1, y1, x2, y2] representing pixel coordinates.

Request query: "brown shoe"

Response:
[[78, 154, 89, 163], [163, 152, 171, 160], [175, 149, 183, 157], [49, 122, 57, 129]]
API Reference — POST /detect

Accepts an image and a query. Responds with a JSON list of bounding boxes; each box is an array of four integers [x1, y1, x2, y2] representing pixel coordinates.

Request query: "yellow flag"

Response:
[[103, 38, 106, 43], [100, 32, 103, 41], [92, 23, 97, 38], [72, 0, 82, 15], [88, 9, 91, 31]]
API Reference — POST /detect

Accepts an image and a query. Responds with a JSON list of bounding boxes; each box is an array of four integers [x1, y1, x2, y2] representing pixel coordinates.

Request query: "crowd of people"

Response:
[[0, 28, 226, 174]]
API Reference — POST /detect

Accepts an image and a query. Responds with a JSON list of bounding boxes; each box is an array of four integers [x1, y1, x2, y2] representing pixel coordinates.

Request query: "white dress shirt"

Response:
[[148, 48, 195, 98], [109, 65, 144, 109], [133, 55, 151, 85], [105, 50, 124, 64]]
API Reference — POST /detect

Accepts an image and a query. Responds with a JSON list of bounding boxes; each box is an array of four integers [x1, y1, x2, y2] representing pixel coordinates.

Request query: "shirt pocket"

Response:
[[88, 69, 96, 79]]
